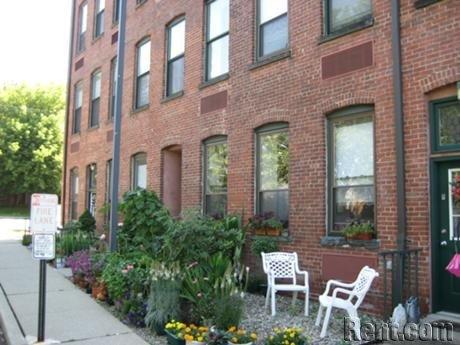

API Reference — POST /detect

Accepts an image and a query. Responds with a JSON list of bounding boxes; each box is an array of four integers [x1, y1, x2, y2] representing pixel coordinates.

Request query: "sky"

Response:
[[0, 0, 72, 86]]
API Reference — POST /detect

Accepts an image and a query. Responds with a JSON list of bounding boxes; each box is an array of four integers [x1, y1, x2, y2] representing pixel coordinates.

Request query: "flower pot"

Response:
[[92, 282, 107, 301], [254, 228, 267, 235], [349, 233, 373, 241], [152, 320, 166, 336], [165, 331, 185, 345], [229, 342, 253, 345], [186, 341, 205, 345], [265, 228, 281, 236]]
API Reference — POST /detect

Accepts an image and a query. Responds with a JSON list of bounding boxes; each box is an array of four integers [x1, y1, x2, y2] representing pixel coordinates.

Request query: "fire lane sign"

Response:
[[30, 194, 58, 234]]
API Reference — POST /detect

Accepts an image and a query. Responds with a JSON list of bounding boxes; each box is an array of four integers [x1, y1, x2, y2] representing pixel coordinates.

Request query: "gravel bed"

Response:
[[97, 293, 381, 345]]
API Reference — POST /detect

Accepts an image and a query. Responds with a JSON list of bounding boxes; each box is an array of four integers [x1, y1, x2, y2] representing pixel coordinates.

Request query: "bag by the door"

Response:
[[391, 303, 407, 331], [405, 296, 420, 324]]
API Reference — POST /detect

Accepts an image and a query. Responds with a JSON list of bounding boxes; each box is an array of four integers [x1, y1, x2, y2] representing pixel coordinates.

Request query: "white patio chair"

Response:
[[261, 252, 309, 316], [315, 266, 379, 339]]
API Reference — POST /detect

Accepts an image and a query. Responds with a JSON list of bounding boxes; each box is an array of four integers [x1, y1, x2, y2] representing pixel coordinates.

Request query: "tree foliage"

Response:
[[0, 84, 64, 197]]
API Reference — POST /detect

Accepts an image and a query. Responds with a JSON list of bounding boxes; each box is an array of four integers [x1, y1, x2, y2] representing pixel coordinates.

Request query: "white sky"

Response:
[[0, 0, 72, 86]]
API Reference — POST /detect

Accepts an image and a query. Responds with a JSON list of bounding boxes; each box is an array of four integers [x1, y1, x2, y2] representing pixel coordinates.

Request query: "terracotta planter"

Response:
[[346, 233, 373, 241], [92, 282, 107, 301], [265, 228, 281, 236], [73, 275, 87, 289], [165, 331, 186, 345], [254, 228, 267, 235]]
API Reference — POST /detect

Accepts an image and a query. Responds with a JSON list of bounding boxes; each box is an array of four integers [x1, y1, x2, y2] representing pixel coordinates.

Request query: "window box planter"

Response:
[[255, 228, 267, 236], [265, 228, 281, 236], [346, 233, 373, 241], [165, 331, 185, 345]]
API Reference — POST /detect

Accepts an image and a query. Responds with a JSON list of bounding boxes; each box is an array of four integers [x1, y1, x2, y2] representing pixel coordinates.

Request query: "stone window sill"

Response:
[[199, 73, 230, 90], [250, 49, 291, 71], [320, 236, 380, 250], [318, 19, 374, 45], [414, 0, 440, 9], [131, 105, 149, 115], [251, 235, 292, 243], [87, 125, 100, 132], [161, 91, 184, 104]]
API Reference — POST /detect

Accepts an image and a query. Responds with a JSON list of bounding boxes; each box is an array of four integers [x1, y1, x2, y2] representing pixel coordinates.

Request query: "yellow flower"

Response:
[[283, 334, 287, 339], [185, 327, 191, 333], [184, 335, 194, 341], [228, 326, 236, 332], [270, 336, 274, 340], [237, 330, 246, 336], [290, 333, 295, 338], [250, 333, 257, 340], [232, 337, 238, 343], [291, 343, 295, 345], [197, 337, 203, 342]]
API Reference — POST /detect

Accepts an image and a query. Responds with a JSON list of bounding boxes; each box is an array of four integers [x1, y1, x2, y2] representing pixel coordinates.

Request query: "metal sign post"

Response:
[[30, 193, 58, 343]]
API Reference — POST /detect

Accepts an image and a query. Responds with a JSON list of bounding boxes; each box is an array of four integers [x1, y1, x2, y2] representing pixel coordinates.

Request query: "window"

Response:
[[257, 0, 288, 59], [324, 0, 372, 36], [136, 0, 147, 5], [135, 39, 150, 109], [131, 153, 147, 189], [70, 168, 79, 220], [109, 57, 117, 119], [77, 2, 88, 52], [87, 164, 97, 216], [256, 124, 289, 226], [431, 97, 460, 152], [90, 70, 101, 127], [203, 137, 228, 217], [94, 0, 105, 38], [205, 0, 229, 81], [105, 160, 112, 223], [113, 0, 120, 23], [73, 82, 83, 134], [166, 18, 185, 97], [328, 107, 374, 234]]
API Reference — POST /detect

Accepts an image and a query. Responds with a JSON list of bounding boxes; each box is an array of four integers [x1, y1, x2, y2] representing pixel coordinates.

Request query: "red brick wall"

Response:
[[63, 0, 460, 315]]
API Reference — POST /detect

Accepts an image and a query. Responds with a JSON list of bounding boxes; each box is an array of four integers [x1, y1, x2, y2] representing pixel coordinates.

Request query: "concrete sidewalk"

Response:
[[0, 240, 148, 345]]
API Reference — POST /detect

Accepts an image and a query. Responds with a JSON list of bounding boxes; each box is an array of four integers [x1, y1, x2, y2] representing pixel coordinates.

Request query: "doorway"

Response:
[[162, 145, 182, 217]]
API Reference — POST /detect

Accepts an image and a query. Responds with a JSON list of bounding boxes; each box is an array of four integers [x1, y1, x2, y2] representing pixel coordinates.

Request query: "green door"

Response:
[[435, 160, 460, 312]]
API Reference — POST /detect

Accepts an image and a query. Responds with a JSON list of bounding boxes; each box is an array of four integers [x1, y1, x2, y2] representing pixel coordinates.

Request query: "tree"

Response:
[[0, 84, 65, 204]]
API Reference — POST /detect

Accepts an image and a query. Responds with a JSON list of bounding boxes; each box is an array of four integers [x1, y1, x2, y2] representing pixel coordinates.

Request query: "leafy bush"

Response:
[[67, 250, 93, 284], [22, 234, 32, 246], [118, 189, 173, 256], [250, 237, 279, 257], [161, 212, 245, 265], [57, 226, 94, 257], [78, 210, 96, 233], [214, 294, 245, 330]]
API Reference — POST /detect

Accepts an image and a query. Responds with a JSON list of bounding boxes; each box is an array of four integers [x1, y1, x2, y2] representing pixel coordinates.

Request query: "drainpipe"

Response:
[[391, 0, 407, 307], [61, 0, 77, 225], [109, 0, 127, 252]]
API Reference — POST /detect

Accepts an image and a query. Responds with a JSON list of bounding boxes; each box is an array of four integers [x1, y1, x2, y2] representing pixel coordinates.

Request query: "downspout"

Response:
[[61, 0, 76, 226], [391, 0, 407, 306]]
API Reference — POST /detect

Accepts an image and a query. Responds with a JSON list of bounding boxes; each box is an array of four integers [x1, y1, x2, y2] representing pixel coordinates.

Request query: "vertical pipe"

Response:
[[109, 0, 127, 252], [391, 0, 406, 307], [37, 260, 47, 342]]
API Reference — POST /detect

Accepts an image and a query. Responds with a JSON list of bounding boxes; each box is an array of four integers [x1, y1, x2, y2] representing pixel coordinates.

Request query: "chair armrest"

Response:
[[332, 287, 355, 299], [296, 270, 309, 287], [323, 279, 355, 295]]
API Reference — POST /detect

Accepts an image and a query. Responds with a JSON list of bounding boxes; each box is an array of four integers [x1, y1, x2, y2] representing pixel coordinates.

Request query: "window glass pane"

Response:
[[208, 0, 229, 40], [438, 102, 460, 146], [206, 142, 228, 193], [260, 190, 289, 225], [95, 12, 104, 36], [260, 0, 287, 24], [92, 72, 101, 99], [91, 99, 100, 126], [137, 41, 151, 76], [205, 194, 227, 218], [136, 163, 147, 189], [208, 35, 229, 79], [168, 56, 184, 95], [260, 130, 289, 190], [330, 0, 371, 32], [81, 4, 88, 32], [136, 73, 150, 107], [75, 84, 83, 108], [334, 117, 373, 186], [114, 0, 120, 22], [97, 0, 105, 12], [333, 185, 374, 231], [169, 20, 185, 59], [260, 15, 288, 56], [73, 108, 81, 133]]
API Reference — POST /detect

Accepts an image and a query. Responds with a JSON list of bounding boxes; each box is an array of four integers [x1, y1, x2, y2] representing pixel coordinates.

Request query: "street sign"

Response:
[[33, 234, 55, 260], [30, 194, 58, 234]]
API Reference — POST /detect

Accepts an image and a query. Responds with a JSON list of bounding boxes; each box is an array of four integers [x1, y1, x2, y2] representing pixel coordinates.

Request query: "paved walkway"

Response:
[[0, 240, 148, 345]]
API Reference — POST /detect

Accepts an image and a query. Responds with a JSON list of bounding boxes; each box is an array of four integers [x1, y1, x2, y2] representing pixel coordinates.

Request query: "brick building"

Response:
[[62, 0, 460, 316]]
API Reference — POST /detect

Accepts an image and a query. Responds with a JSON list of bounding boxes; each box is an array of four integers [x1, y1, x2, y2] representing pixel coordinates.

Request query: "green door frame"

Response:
[[430, 156, 460, 312]]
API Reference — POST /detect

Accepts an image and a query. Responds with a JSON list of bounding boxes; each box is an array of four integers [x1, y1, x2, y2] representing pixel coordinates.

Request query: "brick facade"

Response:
[[63, 0, 460, 315]]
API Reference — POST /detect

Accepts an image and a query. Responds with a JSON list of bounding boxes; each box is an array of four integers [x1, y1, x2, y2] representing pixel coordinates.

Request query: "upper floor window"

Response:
[[131, 153, 147, 189], [70, 168, 79, 220], [256, 123, 289, 227], [90, 70, 101, 128], [136, 0, 147, 5], [203, 137, 228, 218], [257, 0, 288, 59], [166, 18, 185, 97], [135, 39, 150, 109], [73, 82, 83, 134], [205, 0, 229, 81], [327, 106, 374, 234], [109, 57, 117, 119], [324, 0, 372, 36], [431, 97, 460, 152], [86, 163, 97, 216], [113, 0, 120, 23], [94, 0, 105, 38], [77, 2, 88, 52]]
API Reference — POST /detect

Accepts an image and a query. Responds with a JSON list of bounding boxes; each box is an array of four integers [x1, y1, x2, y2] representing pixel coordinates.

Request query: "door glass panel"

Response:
[[449, 169, 460, 240], [438, 102, 460, 146]]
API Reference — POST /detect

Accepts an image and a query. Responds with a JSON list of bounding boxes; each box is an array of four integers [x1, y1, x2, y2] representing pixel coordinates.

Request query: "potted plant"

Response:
[[66, 250, 93, 290], [227, 327, 257, 345], [343, 222, 375, 241], [182, 324, 208, 345], [92, 278, 107, 301], [249, 212, 283, 236], [164, 320, 187, 345], [266, 328, 308, 345]]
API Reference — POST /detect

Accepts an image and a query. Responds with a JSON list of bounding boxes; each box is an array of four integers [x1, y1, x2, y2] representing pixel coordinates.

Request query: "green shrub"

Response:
[[78, 210, 96, 233], [250, 237, 279, 257], [22, 234, 32, 246], [57, 223, 95, 257], [214, 294, 245, 330], [118, 189, 173, 256]]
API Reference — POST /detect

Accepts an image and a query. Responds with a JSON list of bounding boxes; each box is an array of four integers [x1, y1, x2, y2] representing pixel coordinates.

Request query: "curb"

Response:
[[0, 284, 27, 345]]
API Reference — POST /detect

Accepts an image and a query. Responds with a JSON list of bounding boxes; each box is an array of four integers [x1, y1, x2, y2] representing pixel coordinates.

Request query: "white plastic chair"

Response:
[[315, 266, 379, 339], [261, 252, 309, 316]]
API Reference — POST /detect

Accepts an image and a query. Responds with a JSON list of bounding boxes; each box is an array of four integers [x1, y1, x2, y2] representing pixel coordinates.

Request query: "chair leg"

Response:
[[271, 288, 276, 316], [292, 291, 298, 307], [304, 289, 309, 316], [348, 310, 361, 341], [320, 305, 333, 338], [315, 305, 323, 327], [265, 286, 271, 309]]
